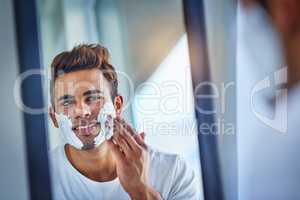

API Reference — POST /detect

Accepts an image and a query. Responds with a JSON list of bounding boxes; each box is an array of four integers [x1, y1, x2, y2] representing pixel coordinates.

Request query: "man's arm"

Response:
[[107, 117, 162, 200]]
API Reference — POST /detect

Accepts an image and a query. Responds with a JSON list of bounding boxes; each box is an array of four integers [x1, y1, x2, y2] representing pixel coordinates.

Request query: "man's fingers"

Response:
[[112, 134, 132, 156], [114, 118, 138, 147], [115, 117, 136, 136], [122, 128, 144, 154], [114, 117, 146, 155], [107, 139, 125, 161], [122, 119, 136, 136], [134, 134, 147, 150], [113, 118, 137, 158]]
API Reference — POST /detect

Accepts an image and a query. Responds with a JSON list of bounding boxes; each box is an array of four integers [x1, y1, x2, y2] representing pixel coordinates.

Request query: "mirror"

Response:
[[37, 0, 203, 199]]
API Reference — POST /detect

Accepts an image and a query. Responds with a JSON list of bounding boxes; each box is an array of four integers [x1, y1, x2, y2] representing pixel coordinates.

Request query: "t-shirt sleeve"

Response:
[[167, 156, 201, 200]]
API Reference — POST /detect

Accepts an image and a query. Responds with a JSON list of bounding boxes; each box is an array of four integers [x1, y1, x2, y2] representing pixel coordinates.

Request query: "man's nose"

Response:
[[74, 101, 91, 119]]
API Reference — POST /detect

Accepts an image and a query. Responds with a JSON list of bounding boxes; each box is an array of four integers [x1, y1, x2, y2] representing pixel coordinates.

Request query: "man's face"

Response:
[[52, 68, 112, 146]]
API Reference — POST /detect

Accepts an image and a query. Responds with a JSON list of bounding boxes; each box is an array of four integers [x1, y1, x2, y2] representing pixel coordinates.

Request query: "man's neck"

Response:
[[65, 143, 117, 182]]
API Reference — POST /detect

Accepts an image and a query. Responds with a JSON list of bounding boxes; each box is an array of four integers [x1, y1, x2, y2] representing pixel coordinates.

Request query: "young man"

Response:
[[49, 44, 200, 200]]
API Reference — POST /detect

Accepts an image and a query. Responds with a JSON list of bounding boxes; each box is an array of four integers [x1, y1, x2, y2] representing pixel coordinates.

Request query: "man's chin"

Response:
[[81, 143, 96, 150], [76, 128, 101, 140]]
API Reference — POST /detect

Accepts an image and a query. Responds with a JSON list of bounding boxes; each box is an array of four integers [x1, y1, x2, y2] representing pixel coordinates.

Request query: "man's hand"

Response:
[[107, 117, 162, 200]]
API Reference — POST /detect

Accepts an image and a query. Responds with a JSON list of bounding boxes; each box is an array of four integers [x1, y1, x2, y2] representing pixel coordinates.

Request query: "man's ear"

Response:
[[114, 95, 123, 116], [140, 132, 145, 140], [49, 107, 59, 128]]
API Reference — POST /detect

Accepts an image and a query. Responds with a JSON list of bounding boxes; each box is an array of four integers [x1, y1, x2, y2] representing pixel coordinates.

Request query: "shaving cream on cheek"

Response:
[[97, 101, 116, 140], [55, 101, 116, 150], [55, 113, 84, 149]]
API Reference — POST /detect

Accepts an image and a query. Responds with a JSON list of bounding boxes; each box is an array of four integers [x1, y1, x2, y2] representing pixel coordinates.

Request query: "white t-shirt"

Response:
[[50, 145, 200, 200]]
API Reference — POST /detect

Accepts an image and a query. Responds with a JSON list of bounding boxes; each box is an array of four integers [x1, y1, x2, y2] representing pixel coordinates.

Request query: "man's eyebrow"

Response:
[[83, 89, 103, 96], [58, 95, 74, 102]]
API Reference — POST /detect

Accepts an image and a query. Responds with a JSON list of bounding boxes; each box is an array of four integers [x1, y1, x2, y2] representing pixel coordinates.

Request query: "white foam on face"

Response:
[[55, 101, 116, 150], [55, 113, 83, 149], [98, 101, 116, 140]]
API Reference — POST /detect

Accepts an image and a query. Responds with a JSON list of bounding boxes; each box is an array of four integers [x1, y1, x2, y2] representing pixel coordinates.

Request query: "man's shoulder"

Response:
[[148, 146, 180, 165], [49, 145, 66, 171], [147, 147, 199, 199], [147, 146, 188, 179], [50, 145, 65, 159]]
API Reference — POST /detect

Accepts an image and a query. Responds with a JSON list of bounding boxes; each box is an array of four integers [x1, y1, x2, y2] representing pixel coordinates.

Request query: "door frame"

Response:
[[13, 0, 52, 199]]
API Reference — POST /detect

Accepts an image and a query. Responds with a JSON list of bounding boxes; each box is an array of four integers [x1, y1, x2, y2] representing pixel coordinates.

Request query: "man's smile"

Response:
[[72, 122, 100, 136]]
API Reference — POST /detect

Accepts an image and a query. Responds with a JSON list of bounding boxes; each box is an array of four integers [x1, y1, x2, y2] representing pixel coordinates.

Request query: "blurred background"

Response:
[[0, 0, 262, 200]]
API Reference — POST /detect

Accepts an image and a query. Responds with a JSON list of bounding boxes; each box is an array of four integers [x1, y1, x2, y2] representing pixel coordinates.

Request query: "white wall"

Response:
[[0, 0, 29, 199]]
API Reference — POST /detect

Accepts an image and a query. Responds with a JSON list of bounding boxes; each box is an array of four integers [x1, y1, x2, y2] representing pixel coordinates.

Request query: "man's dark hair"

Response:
[[50, 44, 118, 106]]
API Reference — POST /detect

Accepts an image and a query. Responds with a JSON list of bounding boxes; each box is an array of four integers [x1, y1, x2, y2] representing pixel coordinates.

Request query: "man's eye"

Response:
[[86, 96, 102, 102], [61, 100, 74, 106]]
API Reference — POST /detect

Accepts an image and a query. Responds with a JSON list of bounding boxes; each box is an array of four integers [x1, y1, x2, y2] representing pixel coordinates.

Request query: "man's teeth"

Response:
[[75, 124, 95, 130]]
